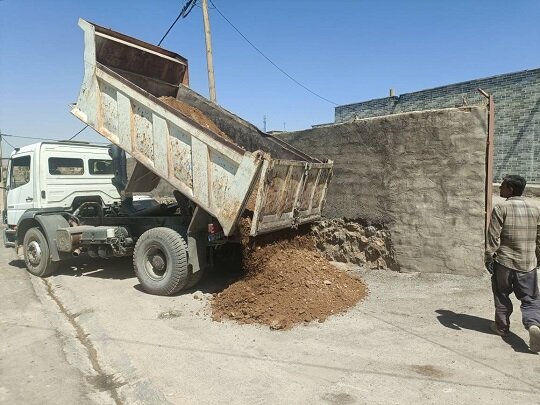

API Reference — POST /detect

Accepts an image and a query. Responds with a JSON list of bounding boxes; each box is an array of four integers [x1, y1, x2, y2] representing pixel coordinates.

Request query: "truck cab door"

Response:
[[6, 154, 35, 226]]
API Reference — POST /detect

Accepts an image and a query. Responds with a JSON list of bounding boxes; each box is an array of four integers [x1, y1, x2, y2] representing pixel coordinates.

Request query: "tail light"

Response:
[[207, 222, 224, 241], [208, 222, 222, 234]]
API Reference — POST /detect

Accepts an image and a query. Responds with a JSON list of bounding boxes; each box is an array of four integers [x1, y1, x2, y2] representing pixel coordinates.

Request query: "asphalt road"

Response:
[[0, 242, 93, 403], [1, 243, 539, 404]]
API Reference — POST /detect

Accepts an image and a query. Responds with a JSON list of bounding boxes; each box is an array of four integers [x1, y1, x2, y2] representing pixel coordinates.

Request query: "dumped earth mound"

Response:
[[211, 221, 368, 330]]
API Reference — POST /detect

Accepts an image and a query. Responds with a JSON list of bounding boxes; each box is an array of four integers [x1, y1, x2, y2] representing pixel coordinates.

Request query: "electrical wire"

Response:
[[2, 136, 16, 150], [208, 0, 338, 106], [0, 132, 107, 144], [68, 124, 89, 140], [158, 0, 197, 46], [1, 137, 16, 162], [0, 132, 62, 142], [158, 12, 183, 46]]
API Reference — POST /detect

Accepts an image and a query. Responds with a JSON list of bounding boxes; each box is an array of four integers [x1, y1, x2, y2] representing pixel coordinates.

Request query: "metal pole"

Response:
[[486, 94, 495, 234], [0, 131, 4, 221], [201, 0, 217, 103]]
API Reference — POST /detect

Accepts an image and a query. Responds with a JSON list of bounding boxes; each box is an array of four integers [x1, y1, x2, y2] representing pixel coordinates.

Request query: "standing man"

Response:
[[486, 175, 540, 353]]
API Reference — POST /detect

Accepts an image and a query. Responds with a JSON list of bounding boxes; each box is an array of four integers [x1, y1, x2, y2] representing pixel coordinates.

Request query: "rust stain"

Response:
[[132, 101, 154, 161], [171, 137, 193, 188]]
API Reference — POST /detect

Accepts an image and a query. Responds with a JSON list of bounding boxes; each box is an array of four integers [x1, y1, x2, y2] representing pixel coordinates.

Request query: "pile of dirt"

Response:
[[311, 218, 399, 271], [211, 220, 368, 330], [244, 181, 260, 212], [159, 96, 236, 144]]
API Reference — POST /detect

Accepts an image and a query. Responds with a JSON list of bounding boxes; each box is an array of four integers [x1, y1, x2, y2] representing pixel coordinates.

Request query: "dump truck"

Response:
[[3, 19, 333, 295]]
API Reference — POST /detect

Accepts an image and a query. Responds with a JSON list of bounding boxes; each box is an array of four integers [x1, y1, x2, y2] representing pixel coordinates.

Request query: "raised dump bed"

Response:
[[71, 19, 333, 236]]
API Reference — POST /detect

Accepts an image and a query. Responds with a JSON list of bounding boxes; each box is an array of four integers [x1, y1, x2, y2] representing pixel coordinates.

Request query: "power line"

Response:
[[0, 132, 107, 144], [208, 0, 338, 106], [0, 132, 62, 142], [2, 137, 16, 150], [158, 0, 197, 46], [158, 11, 183, 46], [68, 124, 89, 140]]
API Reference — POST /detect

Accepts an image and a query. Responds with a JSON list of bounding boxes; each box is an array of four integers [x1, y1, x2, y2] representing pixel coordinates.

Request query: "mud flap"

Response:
[[34, 214, 72, 262], [187, 206, 210, 275]]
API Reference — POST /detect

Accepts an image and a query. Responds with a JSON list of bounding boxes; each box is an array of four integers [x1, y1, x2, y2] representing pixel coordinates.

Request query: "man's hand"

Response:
[[485, 253, 494, 274]]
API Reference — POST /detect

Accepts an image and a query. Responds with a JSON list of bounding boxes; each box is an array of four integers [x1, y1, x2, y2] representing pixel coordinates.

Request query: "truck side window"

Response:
[[10, 155, 31, 189], [89, 159, 113, 175], [48, 157, 84, 175]]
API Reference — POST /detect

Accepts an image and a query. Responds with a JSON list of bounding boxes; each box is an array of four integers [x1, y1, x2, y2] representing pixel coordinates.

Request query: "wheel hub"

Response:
[[144, 246, 167, 279], [27, 241, 42, 265], [150, 254, 166, 272]]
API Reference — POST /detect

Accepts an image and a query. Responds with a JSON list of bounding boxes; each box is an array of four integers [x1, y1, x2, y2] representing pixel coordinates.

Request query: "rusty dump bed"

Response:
[[71, 19, 333, 237]]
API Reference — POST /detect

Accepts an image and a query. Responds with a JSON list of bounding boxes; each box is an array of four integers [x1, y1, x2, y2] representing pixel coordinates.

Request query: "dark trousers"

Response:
[[491, 262, 540, 331]]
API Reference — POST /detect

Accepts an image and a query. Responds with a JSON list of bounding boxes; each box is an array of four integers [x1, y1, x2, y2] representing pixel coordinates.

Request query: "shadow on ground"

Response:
[[9, 259, 26, 269], [135, 245, 245, 296], [9, 243, 246, 295], [165, 243, 246, 296], [132, 267, 244, 297], [435, 309, 533, 354], [56, 257, 135, 280], [9, 256, 134, 280], [193, 244, 245, 293]]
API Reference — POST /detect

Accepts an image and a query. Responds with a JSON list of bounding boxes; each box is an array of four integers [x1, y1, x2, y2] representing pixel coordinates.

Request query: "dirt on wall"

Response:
[[311, 218, 399, 271], [211, 218, 396, 330]]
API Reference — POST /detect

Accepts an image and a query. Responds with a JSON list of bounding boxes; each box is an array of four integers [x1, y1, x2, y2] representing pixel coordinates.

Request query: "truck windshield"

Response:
[[48, 157, 84, 175]]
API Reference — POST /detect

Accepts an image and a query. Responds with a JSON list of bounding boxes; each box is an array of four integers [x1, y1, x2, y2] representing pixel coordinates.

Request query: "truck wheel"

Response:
[[133, 227, 189, 295], [23, 227, 58, 277]]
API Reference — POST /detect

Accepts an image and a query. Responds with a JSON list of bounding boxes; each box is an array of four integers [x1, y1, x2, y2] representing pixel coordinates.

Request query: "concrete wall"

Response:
[[279, 106, 488, 275], [335, 68, 540, 183]]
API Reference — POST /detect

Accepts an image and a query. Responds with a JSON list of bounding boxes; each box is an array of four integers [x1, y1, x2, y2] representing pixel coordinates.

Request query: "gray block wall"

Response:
[[279, 107, 488, 275], [335, 68, 540, 183]]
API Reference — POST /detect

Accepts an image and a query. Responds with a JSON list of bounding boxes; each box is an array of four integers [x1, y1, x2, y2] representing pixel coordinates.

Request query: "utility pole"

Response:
[[0, 130, 3, 185], [0, 130, 4, 219], [263, 115, 267, 132], [201, 0, 217, 103]]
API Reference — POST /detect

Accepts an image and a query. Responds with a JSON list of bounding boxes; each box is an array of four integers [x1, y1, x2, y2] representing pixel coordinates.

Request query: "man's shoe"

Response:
[[490, 322, 509, 337], [529, 325, 540, 353]]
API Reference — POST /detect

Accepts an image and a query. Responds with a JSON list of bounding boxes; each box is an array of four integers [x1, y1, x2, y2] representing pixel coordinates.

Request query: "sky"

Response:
[[0, 0, 539, 157]]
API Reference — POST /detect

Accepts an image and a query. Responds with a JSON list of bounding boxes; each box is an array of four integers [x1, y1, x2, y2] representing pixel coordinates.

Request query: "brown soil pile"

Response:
[[159, 96, 235, 144], [244, 181, 260, 212], [211, 220, 368, 330]]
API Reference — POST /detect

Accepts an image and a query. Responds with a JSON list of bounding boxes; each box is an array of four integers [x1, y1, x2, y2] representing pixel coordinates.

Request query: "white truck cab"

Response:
[[5, 141, 120, 226]]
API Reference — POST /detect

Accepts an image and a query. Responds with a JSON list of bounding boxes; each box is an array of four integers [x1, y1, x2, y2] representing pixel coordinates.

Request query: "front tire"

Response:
[[133, 227, 189, 295], [23, 227, 58, 277]]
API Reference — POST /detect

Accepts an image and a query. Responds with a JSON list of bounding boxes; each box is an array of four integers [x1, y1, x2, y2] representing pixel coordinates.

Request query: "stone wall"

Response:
[[335, 68, 540, 183], [279, 106, 488, 275]]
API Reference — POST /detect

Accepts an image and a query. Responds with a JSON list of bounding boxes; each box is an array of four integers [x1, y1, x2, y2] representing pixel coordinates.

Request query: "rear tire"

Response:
[[23, 227, 58, 277], [133, 227, 189, 295]]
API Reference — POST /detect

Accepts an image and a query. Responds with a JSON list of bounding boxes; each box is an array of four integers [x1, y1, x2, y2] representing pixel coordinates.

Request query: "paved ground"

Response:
[[1, 238, 539, 405], [0, 243, 98, 403]]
